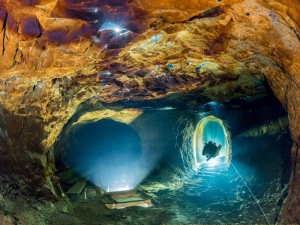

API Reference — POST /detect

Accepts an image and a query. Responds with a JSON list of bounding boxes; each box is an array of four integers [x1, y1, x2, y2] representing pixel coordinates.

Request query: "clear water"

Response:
[[202, 121, 226, 155]]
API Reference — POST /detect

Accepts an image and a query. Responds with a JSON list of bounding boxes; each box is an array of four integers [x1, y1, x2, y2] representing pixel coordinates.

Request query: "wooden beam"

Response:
[[66, 177, 90, 195]]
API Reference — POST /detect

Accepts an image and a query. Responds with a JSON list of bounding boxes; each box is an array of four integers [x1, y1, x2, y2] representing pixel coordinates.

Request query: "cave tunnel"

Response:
[[193, 115, 231, 167], [0, 88, 293, 225], [50, 93, 292, 224], [1, 0, 300, 223], [55, 119, 145, 191]]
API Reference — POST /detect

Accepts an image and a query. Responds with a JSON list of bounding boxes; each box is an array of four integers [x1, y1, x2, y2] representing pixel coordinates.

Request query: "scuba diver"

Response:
[[202, 141, 222, 161]]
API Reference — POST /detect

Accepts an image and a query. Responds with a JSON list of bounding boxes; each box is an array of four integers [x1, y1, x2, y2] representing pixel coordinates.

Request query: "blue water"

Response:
[[202, 120, 226, 155], [196, 120, 227, 163]]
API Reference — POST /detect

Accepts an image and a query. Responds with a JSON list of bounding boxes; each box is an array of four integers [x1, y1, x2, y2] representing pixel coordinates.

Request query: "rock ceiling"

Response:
[[0, 0, 299, 223]]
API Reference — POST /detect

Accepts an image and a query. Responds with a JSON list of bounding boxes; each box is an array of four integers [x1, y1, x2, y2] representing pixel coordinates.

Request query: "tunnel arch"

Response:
[[193, 115, 231, 168], [55, 118, 145, 191]]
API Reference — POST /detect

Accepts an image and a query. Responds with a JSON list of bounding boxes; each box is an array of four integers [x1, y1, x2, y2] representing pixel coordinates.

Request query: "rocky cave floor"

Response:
[[0, 132, 291, 225]]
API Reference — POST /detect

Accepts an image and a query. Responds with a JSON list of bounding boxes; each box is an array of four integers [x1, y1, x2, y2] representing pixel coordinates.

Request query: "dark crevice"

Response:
[[284, 82, 289, 111], [9, 47, 19, 69], [189, 6, 223, 21], [2, 11, 8, 56], [293, 138, 300, 182], [17, 117, 26, 140], [293, 29, 300, 42], [84, 41, 94, 52], [36, 32, 42, 38], [35, 16, 42, 38]]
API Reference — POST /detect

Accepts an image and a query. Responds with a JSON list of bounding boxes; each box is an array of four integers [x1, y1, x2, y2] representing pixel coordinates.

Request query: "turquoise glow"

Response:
[[202, 120, 226, 156]]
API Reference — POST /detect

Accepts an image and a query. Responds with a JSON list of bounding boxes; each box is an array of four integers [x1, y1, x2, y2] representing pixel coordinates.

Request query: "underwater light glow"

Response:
[[208, 101, 218, 106], [98, 21, 124, 34], [193, 115, 231, 169], [207, 157, 220, 164], [114, 27, 121, 33], [87, 7, 98, 13], [106, 185, 130, 193], [64, 119, 153, 193]]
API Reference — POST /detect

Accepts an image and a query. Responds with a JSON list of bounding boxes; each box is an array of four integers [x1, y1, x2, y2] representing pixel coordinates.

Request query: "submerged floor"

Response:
[[65, 131, 291, 224], [1, 133, 288, 225], [1, 126, 291, 224], [54, 146, 287, 225]]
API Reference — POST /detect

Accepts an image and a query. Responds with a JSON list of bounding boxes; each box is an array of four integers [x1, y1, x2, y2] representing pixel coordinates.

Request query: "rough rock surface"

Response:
[[0, 0, 299, 223]]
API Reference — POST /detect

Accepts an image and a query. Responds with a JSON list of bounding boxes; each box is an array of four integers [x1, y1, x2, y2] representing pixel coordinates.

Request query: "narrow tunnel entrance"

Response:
[[193, 115, 231, 167], [55, 119, 143, 191]]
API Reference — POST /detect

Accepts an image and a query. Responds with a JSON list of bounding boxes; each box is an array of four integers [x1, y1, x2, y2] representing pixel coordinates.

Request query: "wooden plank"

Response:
[[105, 199, 152, 209], [86, 187, 97, 199], [58, 168, 79, 183], [100, 197, 114, 204], [66, 177, 89, 195], [107, 189, 137, 199], [114, 196, 145, 203]]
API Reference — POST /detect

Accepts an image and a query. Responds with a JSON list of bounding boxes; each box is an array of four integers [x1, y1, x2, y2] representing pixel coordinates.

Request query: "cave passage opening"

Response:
[[55, 119, 145, 192], [193, 115, 231, 168]]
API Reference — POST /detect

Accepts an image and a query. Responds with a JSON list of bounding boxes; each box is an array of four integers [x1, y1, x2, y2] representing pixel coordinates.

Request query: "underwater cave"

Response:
[[1, 0, 300, 224], [193, 115, 231, 167], [55, 119, 144, 191], [50, 94, 292, 224]]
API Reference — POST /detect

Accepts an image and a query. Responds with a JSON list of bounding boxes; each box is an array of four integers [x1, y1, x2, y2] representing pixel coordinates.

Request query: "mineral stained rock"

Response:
[[0, 0, 299, 223]]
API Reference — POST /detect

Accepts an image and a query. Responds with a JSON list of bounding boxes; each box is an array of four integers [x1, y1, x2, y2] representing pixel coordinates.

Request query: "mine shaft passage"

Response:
[[57, 119, 143, 191], [193, 115, 231, 167]]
